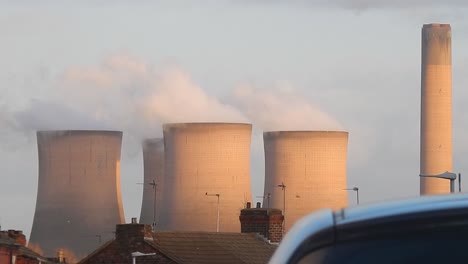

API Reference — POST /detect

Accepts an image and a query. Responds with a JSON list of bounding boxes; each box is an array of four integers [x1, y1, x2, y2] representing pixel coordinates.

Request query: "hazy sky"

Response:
[[1, 1, 468, 239]]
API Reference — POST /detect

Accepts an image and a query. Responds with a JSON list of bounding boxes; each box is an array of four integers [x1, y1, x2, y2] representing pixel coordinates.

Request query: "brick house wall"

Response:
[[16, 256, 43, 264], [0, 230, 44, 264], [0, 246, 12, 264]]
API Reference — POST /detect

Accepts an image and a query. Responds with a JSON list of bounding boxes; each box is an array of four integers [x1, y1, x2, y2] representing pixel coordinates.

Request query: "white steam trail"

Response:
[[8, 53, 343, 142], [232, 83, 343, 131], [13, 54, 247, 140]]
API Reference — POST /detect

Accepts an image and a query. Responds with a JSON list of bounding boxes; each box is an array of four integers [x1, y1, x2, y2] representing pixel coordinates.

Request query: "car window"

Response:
[[298, 228, 468, 264]]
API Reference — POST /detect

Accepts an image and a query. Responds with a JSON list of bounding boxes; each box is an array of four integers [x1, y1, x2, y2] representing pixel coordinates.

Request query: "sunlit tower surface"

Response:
[[29, 130, 125, 257], [160, 123, 252, 232], [263, 131, 349, 232], [139, 138, 164, 229], [420, 23, 452, 195]]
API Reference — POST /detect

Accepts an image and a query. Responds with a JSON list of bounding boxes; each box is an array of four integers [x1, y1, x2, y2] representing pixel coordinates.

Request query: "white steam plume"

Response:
[[232, 82, 343, 131], [142, 67, 247, 125], [6, 53, 343, 145], [12, 53, 247, 141]]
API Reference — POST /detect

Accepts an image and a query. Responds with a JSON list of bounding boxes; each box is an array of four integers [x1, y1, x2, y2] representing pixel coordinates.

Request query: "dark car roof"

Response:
[[335, 193, 468, 225], [269, 193, 468, 264]]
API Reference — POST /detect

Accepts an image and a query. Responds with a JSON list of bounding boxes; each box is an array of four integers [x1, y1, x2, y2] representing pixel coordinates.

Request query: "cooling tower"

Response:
[[29, 130, 125, 257], [160, 123, 252, 232], [420, 24, 452, 195], [139, 138, 165, 229], [263, 131, 348, 232]]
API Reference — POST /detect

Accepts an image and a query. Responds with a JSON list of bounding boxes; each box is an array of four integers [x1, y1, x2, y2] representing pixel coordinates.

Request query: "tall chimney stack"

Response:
[[420, 24, 452, 194]]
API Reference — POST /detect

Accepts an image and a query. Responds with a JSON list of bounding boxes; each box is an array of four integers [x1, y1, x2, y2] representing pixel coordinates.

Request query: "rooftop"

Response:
[[78, 225, 277, 264], [151, 231, 277, 264]]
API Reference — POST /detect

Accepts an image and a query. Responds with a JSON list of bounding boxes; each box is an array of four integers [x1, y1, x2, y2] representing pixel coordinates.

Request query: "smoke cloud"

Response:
[[232, 82, 343, 131], [4, 53, 342, 146], [142, 66, 247, 125], [10, 53, 247, 141], [15, 100, 111, 131]]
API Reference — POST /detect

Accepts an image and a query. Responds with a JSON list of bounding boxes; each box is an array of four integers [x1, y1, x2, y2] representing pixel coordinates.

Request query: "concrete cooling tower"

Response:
[[160, 123, 252, 232], [420, 23, 452, 195], [263, 131, 348, 232], [139, 138, 165, 229], [29, 130, 125, 258]]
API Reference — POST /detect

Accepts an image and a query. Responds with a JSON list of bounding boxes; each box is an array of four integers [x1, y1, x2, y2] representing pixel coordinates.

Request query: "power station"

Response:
[[139, 138, 165, 229], [6, 23, 458, 261], [160, 123, 252, 232], [420, 23, 452, 194], [263, 131, 349, 232], [29, 130, 125, 257]]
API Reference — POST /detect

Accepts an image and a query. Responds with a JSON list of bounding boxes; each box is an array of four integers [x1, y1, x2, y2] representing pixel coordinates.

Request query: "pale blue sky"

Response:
[[1, 1, 468, 240]]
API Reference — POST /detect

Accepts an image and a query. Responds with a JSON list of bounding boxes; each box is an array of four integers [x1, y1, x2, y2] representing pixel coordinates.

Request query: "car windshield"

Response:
[[299, 228, 468, 264]]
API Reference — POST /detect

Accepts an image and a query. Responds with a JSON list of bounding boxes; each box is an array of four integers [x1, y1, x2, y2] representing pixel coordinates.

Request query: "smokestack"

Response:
[[420, 24, 452, 194], [139, 138, 164, 229], [29, 130, 125, 257], [263, 131, 348, 232], [160, 123, 253, 232]]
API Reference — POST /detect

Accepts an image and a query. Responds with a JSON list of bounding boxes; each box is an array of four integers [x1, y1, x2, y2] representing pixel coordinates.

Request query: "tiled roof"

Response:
[[151, 231, 277, 264], [0, 238, 54, 263], [77, 237, 176, 264]]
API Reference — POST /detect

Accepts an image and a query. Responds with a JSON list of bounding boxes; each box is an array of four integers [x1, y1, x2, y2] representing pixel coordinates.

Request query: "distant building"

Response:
[[139, 138, 165, 229], [161, 123, 253, 232], [0, 229, 61, 264], [29, 130, 125, 257], [263, 131, 349, 232]]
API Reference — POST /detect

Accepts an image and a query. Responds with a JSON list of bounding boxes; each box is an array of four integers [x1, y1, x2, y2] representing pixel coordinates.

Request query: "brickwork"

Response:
[[239, 208, 284, 243], [0, 229, 52, 264], [267, 215, 284, 243], [15, 256, 43, 264], [1, 230, 27, 246], [0, 249, 42, 264], [115, 224, 153, 242], [0, 246, 11, 264]]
